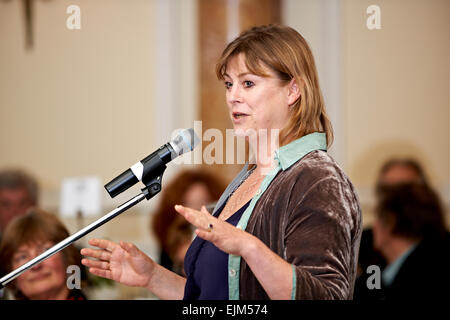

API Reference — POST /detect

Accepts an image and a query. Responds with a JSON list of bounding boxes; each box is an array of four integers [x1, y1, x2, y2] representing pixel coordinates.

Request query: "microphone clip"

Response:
[[141, 165, 165, 200]]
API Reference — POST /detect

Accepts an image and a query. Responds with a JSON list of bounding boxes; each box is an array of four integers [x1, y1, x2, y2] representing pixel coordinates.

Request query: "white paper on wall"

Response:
[[60, 176, 102, 217]]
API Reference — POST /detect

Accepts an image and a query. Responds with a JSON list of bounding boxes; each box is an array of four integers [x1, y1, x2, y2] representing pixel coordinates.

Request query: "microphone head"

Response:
[[170, 128, 200, 159]]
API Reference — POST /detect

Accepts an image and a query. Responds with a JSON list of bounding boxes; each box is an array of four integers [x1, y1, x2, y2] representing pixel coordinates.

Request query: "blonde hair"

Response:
[[216, 24, 333, 147]]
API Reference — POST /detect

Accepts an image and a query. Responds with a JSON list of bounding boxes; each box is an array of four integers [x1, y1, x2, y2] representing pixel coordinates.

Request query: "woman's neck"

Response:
[[249, 133, 279, 175], [29, 285, 69, 300]]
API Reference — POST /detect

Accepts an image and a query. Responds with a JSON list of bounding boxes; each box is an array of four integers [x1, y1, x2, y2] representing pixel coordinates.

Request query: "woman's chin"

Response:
[[23, 283, 54, 298], [233, 127, 248, 137], [232, 125, 256, 136]]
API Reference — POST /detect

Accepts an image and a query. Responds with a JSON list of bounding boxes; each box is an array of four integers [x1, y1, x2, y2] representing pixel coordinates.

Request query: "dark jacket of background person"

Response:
[[381, 234, 449, 301]]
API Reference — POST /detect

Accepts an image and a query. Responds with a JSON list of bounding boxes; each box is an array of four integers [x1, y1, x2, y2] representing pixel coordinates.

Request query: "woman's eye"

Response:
[[224, 81, 232, 89], [243, 80, 254, 88], [13, 255, 27, 265], [39, 245, 52, 254]]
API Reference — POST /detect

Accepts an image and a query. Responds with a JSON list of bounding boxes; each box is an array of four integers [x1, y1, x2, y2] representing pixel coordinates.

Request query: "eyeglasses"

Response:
[[11, 242, 54, 268]]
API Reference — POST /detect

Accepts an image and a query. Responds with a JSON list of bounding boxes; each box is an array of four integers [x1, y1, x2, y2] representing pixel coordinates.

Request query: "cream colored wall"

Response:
[[342, 0, 450, 225], [0, 0, 155, 191], [284, 0, 450, 227], [0, 0, 198, 299], [0, 0, 198, 208]]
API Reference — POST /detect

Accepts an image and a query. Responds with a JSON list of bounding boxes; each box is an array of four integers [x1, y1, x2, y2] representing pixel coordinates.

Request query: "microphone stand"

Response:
[[0, 173, 164, 290]]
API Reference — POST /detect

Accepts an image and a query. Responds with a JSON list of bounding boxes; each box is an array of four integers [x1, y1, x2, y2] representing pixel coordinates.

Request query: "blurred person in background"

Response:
[[371, 182, 449, 300], [354, 158, 435, 300], [375, 158, 429, 190], [0, 169, 39, 241], [0, 208, 87, 300], [151, 170, 226, 276]]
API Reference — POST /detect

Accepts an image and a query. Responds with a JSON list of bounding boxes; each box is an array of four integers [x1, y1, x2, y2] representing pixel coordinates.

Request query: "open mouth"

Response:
[[232, 112, 249, 119]]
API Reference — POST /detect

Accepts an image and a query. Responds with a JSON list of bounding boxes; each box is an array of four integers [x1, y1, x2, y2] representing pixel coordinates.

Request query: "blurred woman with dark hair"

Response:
[[151, 170, 226, 275], [0, 208, 86, 300]]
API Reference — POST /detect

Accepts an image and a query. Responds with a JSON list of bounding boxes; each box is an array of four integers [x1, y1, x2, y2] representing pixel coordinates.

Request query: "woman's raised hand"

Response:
[[174, 205, 256, 257], [81, 238, 155, 288]]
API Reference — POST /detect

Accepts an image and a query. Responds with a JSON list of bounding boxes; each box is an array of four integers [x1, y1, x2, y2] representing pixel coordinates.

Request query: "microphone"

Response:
[[104, 128, 200, 198]]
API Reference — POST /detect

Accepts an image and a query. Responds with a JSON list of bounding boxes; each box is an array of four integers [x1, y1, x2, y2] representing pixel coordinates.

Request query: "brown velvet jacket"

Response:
[[208, 133, 362, 299], [239, 149, 362, 299]]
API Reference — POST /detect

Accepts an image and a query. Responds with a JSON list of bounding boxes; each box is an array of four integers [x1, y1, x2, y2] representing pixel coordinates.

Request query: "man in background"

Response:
[[354, 158, 448, 300], [0, 169, 39, 240], [372, 182, 449, 300]]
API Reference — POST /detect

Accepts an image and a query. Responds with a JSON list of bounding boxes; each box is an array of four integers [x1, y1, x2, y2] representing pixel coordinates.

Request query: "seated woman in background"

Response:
[[151, 170, 226, 276], [0, 208, 86, 300]]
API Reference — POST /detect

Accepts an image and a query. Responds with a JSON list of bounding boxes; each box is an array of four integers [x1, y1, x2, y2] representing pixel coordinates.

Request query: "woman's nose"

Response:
[[227, 85, 243, 104], [30, 263, 42, 272]]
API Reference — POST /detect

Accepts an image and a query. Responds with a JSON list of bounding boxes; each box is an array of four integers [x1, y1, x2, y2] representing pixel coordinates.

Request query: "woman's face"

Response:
[[12, 241, 68, 299], [223, 53, 295, 139], [182, 182, 212, 210]]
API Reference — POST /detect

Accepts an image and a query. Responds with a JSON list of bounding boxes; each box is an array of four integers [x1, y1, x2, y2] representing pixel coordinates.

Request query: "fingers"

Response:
[[80, 248, 113, 280], [174, 204, 186, 215], [81, 258, 109, 270], [88, 267, 113, 280], [80, 248, 111, 261], [81, 239, 115, 263], [200, 205, 209, 214], [195, 228, 213, 241], [175, 204, 213, 231], [175, 204, 194, 224], [88, 238, 116, 252]]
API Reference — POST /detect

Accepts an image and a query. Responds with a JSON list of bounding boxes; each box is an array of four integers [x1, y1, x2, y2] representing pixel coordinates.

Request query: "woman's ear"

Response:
[[287, 79, 301, 106]]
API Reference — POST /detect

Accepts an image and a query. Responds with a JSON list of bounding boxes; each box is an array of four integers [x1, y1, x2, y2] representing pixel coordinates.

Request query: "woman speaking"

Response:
[[81, 25, 362, 300]]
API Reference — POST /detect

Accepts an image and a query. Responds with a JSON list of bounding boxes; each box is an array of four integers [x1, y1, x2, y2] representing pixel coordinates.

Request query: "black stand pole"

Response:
[[0, 173, 164, 289]]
